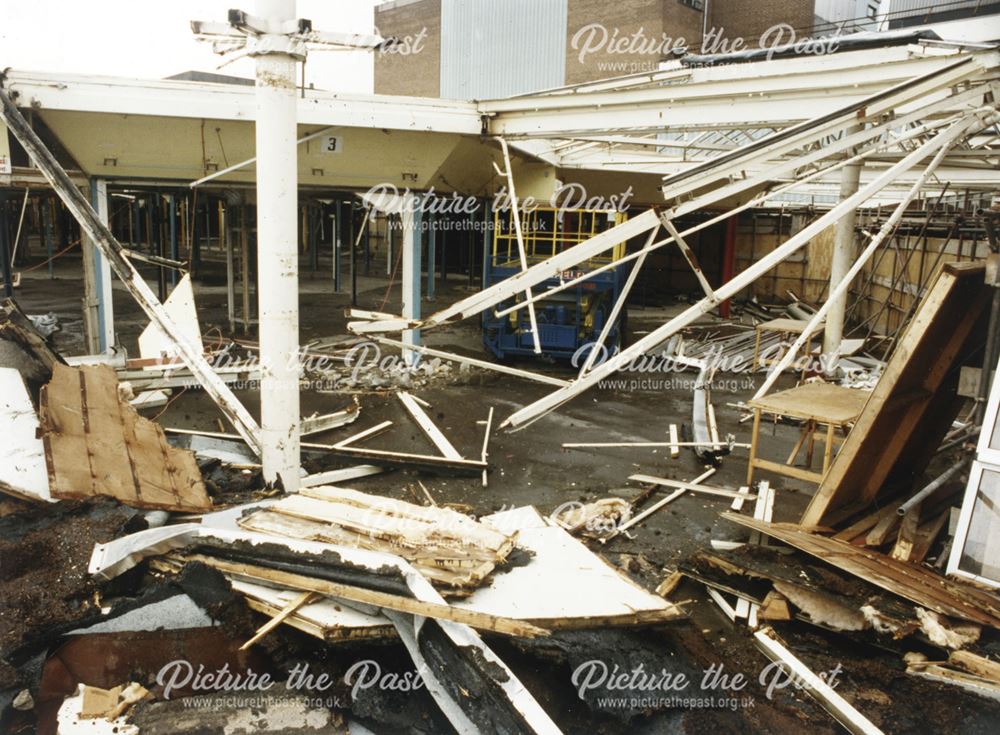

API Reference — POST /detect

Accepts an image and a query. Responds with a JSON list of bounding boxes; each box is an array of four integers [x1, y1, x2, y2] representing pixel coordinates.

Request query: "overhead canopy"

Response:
[[1, 39, 998, 206]]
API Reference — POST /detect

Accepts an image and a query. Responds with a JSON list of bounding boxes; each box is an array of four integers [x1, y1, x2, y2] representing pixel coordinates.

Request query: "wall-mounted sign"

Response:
[[321, 135, 343, 154]]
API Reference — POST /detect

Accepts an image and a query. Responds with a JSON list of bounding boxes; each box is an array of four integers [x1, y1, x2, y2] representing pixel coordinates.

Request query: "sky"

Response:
[[1, 1, 381, 93]]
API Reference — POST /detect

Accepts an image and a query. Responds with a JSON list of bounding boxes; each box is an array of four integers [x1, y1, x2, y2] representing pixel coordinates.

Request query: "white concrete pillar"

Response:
[[823, 125, 863, 360], [401, 197, 422, 367], [254, 0, 301, 490]]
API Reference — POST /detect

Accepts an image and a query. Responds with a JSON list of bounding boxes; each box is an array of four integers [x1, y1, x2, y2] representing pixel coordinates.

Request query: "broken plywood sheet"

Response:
[[137, 274, 201, 369], [238, 486, 515, 592], [40, 363, 211, 512], [456, 506, 684, 628], [0, 367, 52, 502]]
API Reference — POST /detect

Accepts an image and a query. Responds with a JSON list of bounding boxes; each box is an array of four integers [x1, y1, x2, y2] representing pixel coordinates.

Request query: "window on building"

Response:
[[679, 0, 704, 10], [867, 2, 879, 20]]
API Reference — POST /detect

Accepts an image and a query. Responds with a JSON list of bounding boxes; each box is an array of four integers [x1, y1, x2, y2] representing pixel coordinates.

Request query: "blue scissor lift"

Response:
[[482, 207, 632, 361]]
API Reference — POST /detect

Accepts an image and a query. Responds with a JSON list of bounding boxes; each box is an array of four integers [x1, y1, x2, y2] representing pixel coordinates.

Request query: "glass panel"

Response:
[[958, 466, 1000, 583]]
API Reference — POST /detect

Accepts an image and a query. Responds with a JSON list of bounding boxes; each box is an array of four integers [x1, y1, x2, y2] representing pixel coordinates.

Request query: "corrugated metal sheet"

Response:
[[440, 0, 567, 100]]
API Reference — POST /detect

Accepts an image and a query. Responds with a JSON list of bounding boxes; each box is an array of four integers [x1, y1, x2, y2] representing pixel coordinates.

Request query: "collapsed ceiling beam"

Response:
[[500, 110, 995, 430]]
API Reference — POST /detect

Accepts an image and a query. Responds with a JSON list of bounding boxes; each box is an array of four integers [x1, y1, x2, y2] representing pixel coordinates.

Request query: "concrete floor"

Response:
[[9, 251, 996, 735], [12, 250, 817, 571]]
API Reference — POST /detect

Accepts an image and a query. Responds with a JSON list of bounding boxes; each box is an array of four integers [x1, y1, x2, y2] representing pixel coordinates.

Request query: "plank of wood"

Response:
[[907, 664, 1000, 700], [759, 591, 793, 621], [730, 486, 751, 512], [721, 514, 1000, 628], [890, 507, 920, 561], [750, 480, 774, 547], [669, 424, 680, 458], [176, 552, 549, 638], [240, 590, 320, 650], [480, 406, 494, 488], [656, 571, 683, 598], [398, 392, 463, 461], [833, 505, 899, 542], [751, 457, 824, 484], [612, 467, 718, 537], [865, 511, 902, 547], [949, 650, 1000, 683], [300, 465, 383, 487], [908, 508, 950, 563], [628, 473, 750, 500], [754, 627, 884, 735], [748, 382, 870, 425], [40, 363, 210, 511]]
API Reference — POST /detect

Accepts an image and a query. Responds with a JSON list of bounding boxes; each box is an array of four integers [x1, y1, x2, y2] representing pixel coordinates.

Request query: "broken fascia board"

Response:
[[64, 349, 128, 368], [501, 112, 993, 430], [661, 58, 984, 206], [348, 209, 661, 333], [398, 392, 463, 461], [0, 367, 52, 502], [175, 433, 260, 466], [0, 89, 262, 456], [137, 274, 201, 371], [88, 524, 561, 735], [129, 389, 171, 409], [301, 465, 383, 487], [754, 627, 883, 735], [300, 402, 361, 436]]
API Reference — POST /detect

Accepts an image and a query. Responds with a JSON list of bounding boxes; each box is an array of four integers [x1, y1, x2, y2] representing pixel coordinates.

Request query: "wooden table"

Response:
[[752, 318, 824, 371], [746, 382, 870, 487]]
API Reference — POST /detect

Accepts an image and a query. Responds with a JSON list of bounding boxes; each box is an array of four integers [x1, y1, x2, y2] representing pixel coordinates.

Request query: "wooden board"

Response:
[[39, 363, 210, 512], [748, 381, 870, 425], [721, 514, 1000, 629], [802, 263, 990, 526]]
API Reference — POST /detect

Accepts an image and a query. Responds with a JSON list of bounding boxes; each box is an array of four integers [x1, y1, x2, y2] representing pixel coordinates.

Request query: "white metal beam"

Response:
[[501, 111, 992, 430]]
